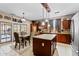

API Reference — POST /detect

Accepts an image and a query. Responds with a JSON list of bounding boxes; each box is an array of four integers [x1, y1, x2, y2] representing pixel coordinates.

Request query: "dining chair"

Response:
[[14, 32, 24, 50]]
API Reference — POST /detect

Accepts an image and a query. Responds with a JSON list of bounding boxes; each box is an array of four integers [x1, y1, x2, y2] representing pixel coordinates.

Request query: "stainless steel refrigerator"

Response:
[[71, 12, 79, 56]]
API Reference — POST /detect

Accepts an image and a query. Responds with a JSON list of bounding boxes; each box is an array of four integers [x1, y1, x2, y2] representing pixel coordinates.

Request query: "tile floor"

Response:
[[0, 41, 72, 56]]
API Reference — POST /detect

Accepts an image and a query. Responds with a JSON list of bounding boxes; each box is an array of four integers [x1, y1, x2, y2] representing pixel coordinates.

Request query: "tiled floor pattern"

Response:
[[0, 42, 72, 56]]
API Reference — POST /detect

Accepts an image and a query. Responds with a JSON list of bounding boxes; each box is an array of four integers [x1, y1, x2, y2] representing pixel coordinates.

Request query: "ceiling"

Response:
[[0, 3, 79, 20]]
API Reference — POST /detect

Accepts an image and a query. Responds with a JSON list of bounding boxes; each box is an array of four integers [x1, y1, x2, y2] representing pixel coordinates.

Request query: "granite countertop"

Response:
[[49, 30, 70, 34], [33, 34, 56, 40], [38, 31, 70, 34], [57, 31, 70, 34]]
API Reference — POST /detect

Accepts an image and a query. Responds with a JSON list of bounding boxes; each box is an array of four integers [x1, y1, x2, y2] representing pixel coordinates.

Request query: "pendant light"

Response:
[[45, 11, 48, 22], [21, 12, 26, 22], [45, 19, 48, 22], [47, 12, 51, 27], [48, 23, 50, 27], [42, 22, 45, 25], [41, 7, 45, 26]]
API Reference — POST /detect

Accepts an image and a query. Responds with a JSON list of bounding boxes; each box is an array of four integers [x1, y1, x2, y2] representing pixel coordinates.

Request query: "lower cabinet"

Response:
[[33, 37, 56, 56], [57, 34, 71, 44]]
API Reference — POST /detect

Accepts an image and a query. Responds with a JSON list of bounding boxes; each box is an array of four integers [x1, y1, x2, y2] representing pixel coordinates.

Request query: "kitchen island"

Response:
[[33, 34, 56, 56]]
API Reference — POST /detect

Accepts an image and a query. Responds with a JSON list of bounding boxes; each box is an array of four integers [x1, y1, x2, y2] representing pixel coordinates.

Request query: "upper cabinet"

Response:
[[4, 16, 11, 20], [62, 18, 71, 30], [0, 12, 22, 23]]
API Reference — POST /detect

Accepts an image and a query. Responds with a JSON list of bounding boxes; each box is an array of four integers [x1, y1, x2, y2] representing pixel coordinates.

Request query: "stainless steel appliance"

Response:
[[71, 12, 79, 56]]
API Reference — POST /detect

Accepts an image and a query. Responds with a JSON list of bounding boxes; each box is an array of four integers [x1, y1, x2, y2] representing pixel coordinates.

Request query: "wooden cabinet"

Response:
[[62, 20, 71, 29], [33, 35, 56, 56], [66, 34, 71, 44], [57, 34, 71, 44]]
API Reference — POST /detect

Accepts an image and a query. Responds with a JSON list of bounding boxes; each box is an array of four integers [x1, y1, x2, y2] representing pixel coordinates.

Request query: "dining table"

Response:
[[19, 34, 30, 46], [19, 34, 30, 38]]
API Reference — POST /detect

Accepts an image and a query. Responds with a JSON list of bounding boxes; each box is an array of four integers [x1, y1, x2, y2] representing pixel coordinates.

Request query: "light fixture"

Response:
[[41, 7, 45, 26], [41, 3, 51, 12], [42, 21, 45, 26], [21, 12, 26, 22], [41, 6, 50, 26], [21, 18, 26, 22], [55, 11, 60, 14], [48, 24, 50, 27], [45, 19, 48, 22], [45, 10, 49, 22]]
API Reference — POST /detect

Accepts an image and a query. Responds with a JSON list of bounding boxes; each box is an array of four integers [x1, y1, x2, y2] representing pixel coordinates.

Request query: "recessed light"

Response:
[[55, 11, 60, 14]]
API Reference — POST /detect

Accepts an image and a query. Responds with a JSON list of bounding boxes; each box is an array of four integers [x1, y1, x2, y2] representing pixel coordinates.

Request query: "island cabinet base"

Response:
[[33, 37, 56, 56]]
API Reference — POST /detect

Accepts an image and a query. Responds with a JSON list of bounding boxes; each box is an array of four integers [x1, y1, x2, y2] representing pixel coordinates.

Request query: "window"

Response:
[[49, 19, 61, 32]]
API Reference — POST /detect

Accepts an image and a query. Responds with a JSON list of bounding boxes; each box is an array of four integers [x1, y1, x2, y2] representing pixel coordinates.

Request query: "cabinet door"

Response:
[[57, 34, 71, 44], [33, 38, 51, 56], [66, 34, 71, 44], [57, 34, 66, 43], [63, 20, 68, 29], [61, 34, 66, 43], [62, 20, 71, 29], [57, 34, 61, 42]]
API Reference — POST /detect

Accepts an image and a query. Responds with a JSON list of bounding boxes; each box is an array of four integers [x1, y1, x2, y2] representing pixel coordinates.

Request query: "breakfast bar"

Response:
[[33, 34, 57, 56]]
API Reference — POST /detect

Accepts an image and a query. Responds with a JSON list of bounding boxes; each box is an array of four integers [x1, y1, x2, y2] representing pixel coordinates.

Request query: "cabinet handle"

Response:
[[42, 43, 44, 47]]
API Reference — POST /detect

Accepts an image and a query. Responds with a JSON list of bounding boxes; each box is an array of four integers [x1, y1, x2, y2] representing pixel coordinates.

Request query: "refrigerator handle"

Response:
[[71, 20, 75, 43]]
